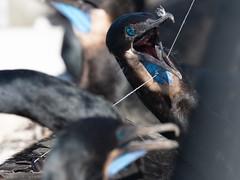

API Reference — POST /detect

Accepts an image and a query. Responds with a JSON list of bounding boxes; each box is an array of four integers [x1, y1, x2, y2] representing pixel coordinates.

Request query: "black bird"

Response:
[[42, 117, 179, 180], [106, 7, 197, 133]]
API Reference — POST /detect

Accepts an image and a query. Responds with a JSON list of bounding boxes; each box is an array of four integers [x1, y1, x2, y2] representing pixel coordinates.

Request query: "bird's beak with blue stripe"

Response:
[[103, 123, 180, 180]]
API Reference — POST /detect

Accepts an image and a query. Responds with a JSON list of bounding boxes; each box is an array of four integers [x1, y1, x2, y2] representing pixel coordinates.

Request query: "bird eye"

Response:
[[117, 130, 124, 140], [126, 27, 134, 36]]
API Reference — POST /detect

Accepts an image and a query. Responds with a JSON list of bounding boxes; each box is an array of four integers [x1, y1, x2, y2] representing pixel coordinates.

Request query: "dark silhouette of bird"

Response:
[[42, 117, 179, 180], [0, 69, 121, 132], [106, 7, 198, 133], [171, 1, 240, 175], [171, 70, 240, 180]]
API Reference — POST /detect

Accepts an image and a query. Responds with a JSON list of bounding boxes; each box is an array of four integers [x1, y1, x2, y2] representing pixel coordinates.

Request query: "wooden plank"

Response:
[[0, 172, 42, 180]]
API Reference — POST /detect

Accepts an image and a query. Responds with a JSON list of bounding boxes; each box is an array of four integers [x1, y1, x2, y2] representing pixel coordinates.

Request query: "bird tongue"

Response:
[[133, 37, 159, 60]]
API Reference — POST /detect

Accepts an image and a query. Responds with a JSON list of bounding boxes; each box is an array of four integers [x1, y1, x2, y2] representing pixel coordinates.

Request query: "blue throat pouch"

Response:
[[108, 150, 147, 176], [141, 61, 173, 85], [51, 2, 92, 33]]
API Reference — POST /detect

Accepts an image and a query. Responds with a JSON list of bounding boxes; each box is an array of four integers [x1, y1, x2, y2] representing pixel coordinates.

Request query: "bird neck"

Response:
[[141, 61, 173, 85], [119, 50, 197, 132], [0, 70, 122, 132], [75, 9, 112, 49], [121, 50, 182, 95]]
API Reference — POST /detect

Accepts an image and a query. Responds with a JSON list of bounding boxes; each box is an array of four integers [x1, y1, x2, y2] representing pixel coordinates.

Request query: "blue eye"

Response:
[[126, 27, 134, 36], [117, 130, 124, 140]]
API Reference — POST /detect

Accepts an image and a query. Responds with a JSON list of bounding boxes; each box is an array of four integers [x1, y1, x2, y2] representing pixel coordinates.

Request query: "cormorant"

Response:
[[106, 7, 197, 133], [42, 117, 179, 180]]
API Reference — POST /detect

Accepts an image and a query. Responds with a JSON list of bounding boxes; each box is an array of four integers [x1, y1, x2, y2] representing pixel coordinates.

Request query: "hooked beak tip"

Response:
[[168, 13, 175, 23]]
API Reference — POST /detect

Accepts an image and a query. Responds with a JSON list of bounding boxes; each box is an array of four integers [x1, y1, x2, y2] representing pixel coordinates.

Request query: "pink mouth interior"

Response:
[[133, 29, 159, 60]]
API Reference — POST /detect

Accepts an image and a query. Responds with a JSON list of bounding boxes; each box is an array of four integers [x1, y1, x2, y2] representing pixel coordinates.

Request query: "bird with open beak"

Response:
[[106, 6, 197, 133]]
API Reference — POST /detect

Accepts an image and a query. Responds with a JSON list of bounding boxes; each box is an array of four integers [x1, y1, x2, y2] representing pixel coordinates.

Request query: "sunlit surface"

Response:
[[0, 0, 62, 163]]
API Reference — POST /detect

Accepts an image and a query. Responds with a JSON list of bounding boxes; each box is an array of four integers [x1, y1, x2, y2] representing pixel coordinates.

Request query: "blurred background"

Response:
[[0, 0, 240, 179], [0, 0, 61, 163], [0, 0, 65, 75]]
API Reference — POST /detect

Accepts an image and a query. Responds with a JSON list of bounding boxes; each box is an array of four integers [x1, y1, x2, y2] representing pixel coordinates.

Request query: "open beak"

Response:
[[131, 8, 182, 80]]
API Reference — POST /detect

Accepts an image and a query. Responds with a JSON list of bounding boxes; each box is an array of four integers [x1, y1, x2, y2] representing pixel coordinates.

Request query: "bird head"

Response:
[[43, 117, 179, 180], [106, 7, 182, 84]]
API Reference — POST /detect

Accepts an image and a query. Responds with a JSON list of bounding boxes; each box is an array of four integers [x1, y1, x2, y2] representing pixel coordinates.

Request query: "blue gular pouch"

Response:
[[51, 2, 92, 33], [107, 150, 147, 177], [141, 61, 173, 85]]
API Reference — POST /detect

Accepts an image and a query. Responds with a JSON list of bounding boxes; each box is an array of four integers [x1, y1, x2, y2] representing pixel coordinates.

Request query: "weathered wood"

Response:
[[0, 137, 53, 176], [0, 172, 42, 180]]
